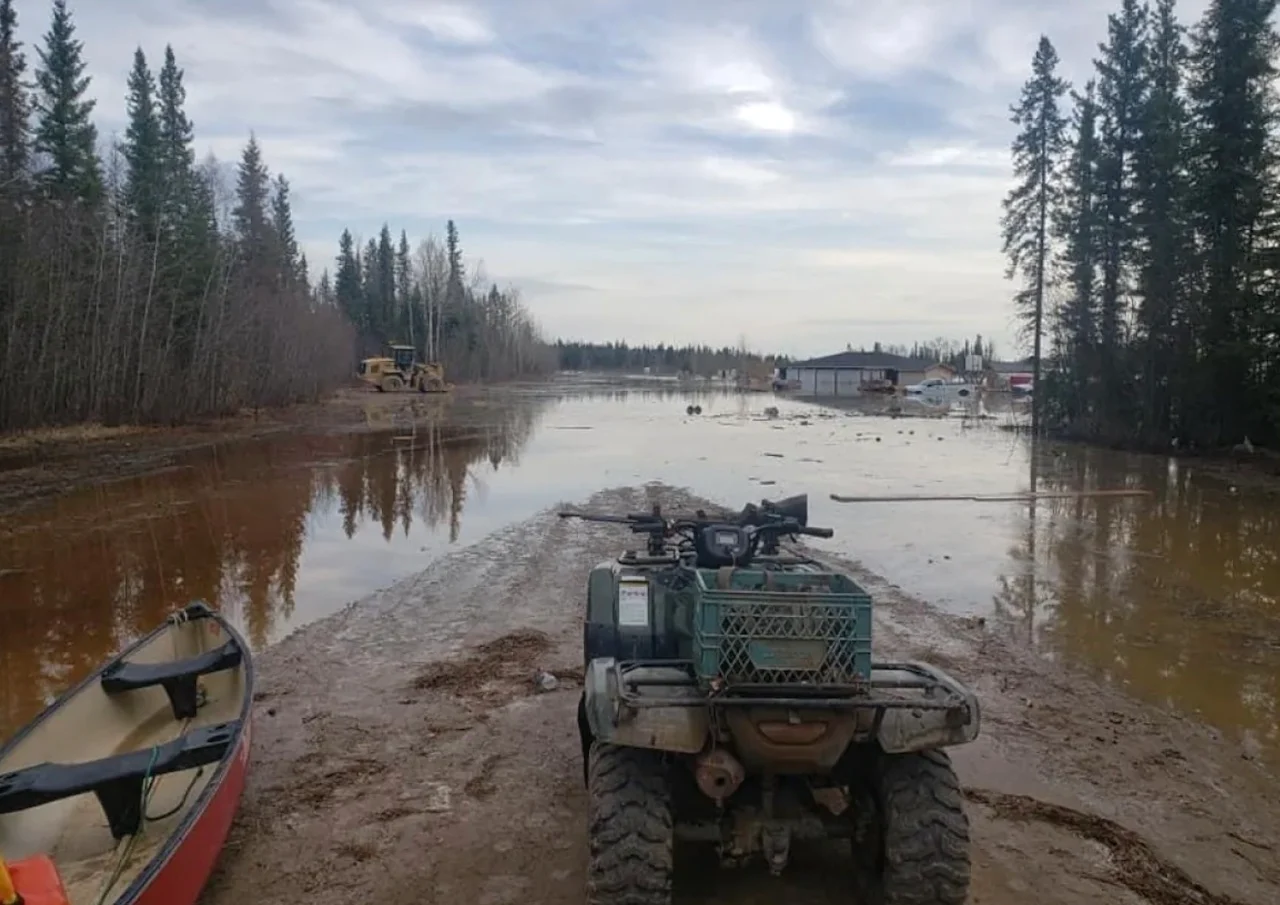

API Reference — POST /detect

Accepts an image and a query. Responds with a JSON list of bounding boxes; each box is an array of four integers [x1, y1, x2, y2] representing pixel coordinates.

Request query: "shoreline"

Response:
[[0, 383, 506, 520]]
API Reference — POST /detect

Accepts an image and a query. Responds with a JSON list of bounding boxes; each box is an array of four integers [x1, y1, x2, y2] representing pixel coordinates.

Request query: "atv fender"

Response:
[[582, 657, 709, 754], [873, 661, 981, 753]]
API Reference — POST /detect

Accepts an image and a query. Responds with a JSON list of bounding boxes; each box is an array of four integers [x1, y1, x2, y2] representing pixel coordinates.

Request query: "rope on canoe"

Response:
[[145, 767, 204, 822], [92, 746, 160, 905]]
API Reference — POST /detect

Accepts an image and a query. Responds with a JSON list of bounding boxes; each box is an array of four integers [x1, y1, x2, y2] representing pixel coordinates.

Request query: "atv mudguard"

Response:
[[580, 657, 709, 753]]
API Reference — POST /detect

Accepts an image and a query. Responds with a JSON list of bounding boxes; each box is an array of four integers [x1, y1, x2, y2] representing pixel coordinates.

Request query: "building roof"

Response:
[[789, 350, 935, 371]]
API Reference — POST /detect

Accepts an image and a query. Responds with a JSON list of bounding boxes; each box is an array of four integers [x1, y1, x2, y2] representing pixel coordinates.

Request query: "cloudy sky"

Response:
[[14, 0, 1211, 358]]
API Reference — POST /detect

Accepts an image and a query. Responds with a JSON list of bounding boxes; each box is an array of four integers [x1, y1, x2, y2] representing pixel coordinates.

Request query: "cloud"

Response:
[[380, 2, 496, 45], [10, 0, 1217, 357]]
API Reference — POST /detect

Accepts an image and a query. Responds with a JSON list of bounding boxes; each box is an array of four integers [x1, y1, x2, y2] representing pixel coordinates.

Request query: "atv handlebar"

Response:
[[556, 511, 659, 525], [556, 495, 834, 539]]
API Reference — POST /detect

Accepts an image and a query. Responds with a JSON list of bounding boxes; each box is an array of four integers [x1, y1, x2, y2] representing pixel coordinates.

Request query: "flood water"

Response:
[[2, 382, 1278, 766]]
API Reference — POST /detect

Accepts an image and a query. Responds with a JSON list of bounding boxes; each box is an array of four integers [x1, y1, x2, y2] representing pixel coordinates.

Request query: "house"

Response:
[[924, 361, 957, 382], [777, 351, 937, 397]]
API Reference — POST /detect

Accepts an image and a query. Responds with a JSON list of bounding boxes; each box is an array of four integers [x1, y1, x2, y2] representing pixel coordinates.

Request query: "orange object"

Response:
[[5, 855, 71, 905]]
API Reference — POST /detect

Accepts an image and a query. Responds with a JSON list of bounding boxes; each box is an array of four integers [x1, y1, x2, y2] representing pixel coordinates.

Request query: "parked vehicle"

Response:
[[560, 495, 979, 904], [904, 378, 977, 402]]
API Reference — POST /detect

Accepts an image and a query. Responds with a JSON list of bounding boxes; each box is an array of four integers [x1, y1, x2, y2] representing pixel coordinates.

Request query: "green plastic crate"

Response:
[[692, 568, 872, 688]]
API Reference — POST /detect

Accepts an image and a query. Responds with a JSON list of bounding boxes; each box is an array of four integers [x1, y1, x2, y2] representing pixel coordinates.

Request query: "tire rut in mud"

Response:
[[965, 788, 1251, 905]]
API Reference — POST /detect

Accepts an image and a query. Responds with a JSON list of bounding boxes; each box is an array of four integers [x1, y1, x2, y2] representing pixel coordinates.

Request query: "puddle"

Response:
[[1, 385, 1278, 766]]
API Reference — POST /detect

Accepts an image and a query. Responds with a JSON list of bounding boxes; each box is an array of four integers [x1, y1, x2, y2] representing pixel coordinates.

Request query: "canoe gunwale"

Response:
[[0, 600, 256, 905]]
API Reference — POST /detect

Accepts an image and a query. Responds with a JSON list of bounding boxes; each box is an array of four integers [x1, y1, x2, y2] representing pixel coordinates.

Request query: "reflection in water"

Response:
[[4, 385, 1279, 766], [0, 399, 548, 735], [994, 443, 1280, 763]]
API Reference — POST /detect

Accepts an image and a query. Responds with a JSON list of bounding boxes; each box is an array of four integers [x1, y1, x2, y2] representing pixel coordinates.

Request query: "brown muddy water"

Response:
[[2, 384, 1278, 769]]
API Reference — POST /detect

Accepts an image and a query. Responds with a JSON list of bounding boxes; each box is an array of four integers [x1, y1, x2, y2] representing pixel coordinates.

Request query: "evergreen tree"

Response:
[[1133, 0, 1191, 439], [316, 268, 334, 306], [1093, 0, 1148, 415], [1001, 35, 1069, 427], [122, 47, 162, 240], [446, 218, 464, 300], [1185, 0, 1280, 444], [157, 47, 193, 174], [0, 0, 30, 193], [156, 45, 194, 234], [396, 228, 412, 346], [334, 228, 364, 329], [1053, 80, 1103, 420], [233, 134, 271, 264], [361, 236, 379, 334], [376, 224, 395, 338], [270, 174, 299, 287], [32, 0, 100, 202]]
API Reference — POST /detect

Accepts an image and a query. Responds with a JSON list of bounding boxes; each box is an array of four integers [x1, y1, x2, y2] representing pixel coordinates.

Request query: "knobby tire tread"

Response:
[[874, 749, 971, 905], [587, 743, 673, 905]]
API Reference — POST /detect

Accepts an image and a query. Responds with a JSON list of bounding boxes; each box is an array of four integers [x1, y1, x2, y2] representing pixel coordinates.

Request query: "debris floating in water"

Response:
[[829, 489, 1153, 504]]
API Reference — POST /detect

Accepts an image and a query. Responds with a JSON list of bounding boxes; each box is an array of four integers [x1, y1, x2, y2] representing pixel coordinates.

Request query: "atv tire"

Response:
[[586, 742, 673, 905], [853, 749, 970, 905]]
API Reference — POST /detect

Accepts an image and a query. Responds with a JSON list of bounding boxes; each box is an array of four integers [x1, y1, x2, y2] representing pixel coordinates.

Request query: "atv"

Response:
[[560, 494, 980, 905]]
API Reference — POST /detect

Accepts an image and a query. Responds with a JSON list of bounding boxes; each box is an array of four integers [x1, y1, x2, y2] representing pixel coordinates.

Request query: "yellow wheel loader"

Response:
[[357, 344, 450, 393]]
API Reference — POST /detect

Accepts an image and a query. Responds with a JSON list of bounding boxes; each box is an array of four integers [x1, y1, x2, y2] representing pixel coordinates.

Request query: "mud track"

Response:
[[199, 485, 1279, 905], [964, 789, 1259, 905]]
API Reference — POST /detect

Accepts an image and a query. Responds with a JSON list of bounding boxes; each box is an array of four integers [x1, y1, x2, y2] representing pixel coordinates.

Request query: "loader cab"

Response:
[[389, 345, 417, 373]]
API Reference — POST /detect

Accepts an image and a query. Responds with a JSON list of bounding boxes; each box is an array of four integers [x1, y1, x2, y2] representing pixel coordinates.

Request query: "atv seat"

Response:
[[0, 720, 239, 839], [101, 640, 243, 720]]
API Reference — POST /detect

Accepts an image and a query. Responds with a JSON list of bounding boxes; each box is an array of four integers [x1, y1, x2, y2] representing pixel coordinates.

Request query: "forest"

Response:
[[554, 340, 786, 376], [316, 219, 556, 383], [0, 0, 551, 432], [1002, 0, 1280, 451], [853, 335, 1002, 368]]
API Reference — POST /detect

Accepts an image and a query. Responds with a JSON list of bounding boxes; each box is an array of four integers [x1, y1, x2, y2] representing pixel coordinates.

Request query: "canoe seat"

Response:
[[0, 720, 239, 840], [101, 640, 243, 720]]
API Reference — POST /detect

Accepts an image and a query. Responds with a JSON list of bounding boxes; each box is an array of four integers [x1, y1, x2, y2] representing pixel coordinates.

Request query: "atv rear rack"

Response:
[[607, 658, 969, 714]]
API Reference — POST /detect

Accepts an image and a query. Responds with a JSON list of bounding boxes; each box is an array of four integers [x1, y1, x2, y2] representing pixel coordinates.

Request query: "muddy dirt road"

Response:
[[200, 485, 1279, 905]]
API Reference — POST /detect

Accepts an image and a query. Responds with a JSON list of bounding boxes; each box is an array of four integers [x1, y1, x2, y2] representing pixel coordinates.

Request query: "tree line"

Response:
[[318, 218, 556, 382], [862, 335, 1002, 367], [1002, 0, 1280, 450], [555, 340, 786, 376], [0, 0, 355, 430], [0, 0, 552, 432]]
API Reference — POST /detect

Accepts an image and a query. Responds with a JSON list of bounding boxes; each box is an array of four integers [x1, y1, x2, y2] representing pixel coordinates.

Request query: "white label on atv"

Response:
[[618, 579, 650, 627]]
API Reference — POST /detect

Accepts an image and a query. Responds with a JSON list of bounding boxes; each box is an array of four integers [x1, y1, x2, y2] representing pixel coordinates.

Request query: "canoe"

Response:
[[0, 602, 253, 905]]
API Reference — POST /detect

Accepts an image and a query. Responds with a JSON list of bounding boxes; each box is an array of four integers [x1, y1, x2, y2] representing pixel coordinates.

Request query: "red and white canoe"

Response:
[[0, 602, 253, 905]]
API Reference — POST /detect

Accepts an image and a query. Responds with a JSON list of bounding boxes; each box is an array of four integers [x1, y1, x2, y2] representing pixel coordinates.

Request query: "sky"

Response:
[[13, 0, 1213, 359]]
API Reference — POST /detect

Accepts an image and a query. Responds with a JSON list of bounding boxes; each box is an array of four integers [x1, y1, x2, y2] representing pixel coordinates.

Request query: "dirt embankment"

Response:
[[199, 485, 1279, 905]]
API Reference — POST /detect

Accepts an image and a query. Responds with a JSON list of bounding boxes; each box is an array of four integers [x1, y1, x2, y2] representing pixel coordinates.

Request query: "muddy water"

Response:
[[2, 383, 1278, 768]]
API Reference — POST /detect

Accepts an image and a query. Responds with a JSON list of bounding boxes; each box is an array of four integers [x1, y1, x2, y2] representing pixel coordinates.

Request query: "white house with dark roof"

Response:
[[777, 350, 936, 397]]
